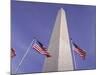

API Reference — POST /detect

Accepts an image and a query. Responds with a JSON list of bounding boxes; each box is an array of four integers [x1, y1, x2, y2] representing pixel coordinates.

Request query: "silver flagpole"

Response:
[[15, 39, 35, 74], [71, 40, 77, 70]]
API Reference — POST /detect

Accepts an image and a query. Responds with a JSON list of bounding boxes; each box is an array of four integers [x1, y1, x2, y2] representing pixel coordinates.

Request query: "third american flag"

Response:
[[71, 40, 86, 60]]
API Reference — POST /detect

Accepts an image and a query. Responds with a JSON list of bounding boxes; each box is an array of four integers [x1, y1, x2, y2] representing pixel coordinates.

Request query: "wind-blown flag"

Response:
[[11, 48, 16, 58], [32, 39, 51, 57], [72, 41, 86, 60]]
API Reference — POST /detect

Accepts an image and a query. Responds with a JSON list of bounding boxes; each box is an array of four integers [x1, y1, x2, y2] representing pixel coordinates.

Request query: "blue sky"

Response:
[[11, 1, 96, 74]]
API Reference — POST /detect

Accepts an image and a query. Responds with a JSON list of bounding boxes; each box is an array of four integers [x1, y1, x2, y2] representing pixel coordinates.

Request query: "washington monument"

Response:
[[43, 8, 74, 72]]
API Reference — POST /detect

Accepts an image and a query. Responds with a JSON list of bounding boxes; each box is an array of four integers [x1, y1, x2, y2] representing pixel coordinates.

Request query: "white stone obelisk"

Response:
[[43, 8, 74, 72]]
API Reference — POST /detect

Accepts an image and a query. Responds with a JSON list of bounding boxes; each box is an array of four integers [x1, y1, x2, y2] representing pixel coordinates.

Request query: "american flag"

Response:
[[32, 39, 51, 57], [72, 42, 86, 60], [11, 48, 16, 58]]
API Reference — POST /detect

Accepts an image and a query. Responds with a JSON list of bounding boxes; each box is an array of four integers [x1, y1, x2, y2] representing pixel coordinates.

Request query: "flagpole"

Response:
[[71, 40, 77, 70], [72, 45, 77, 70], [15, 39, 34, 74]]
